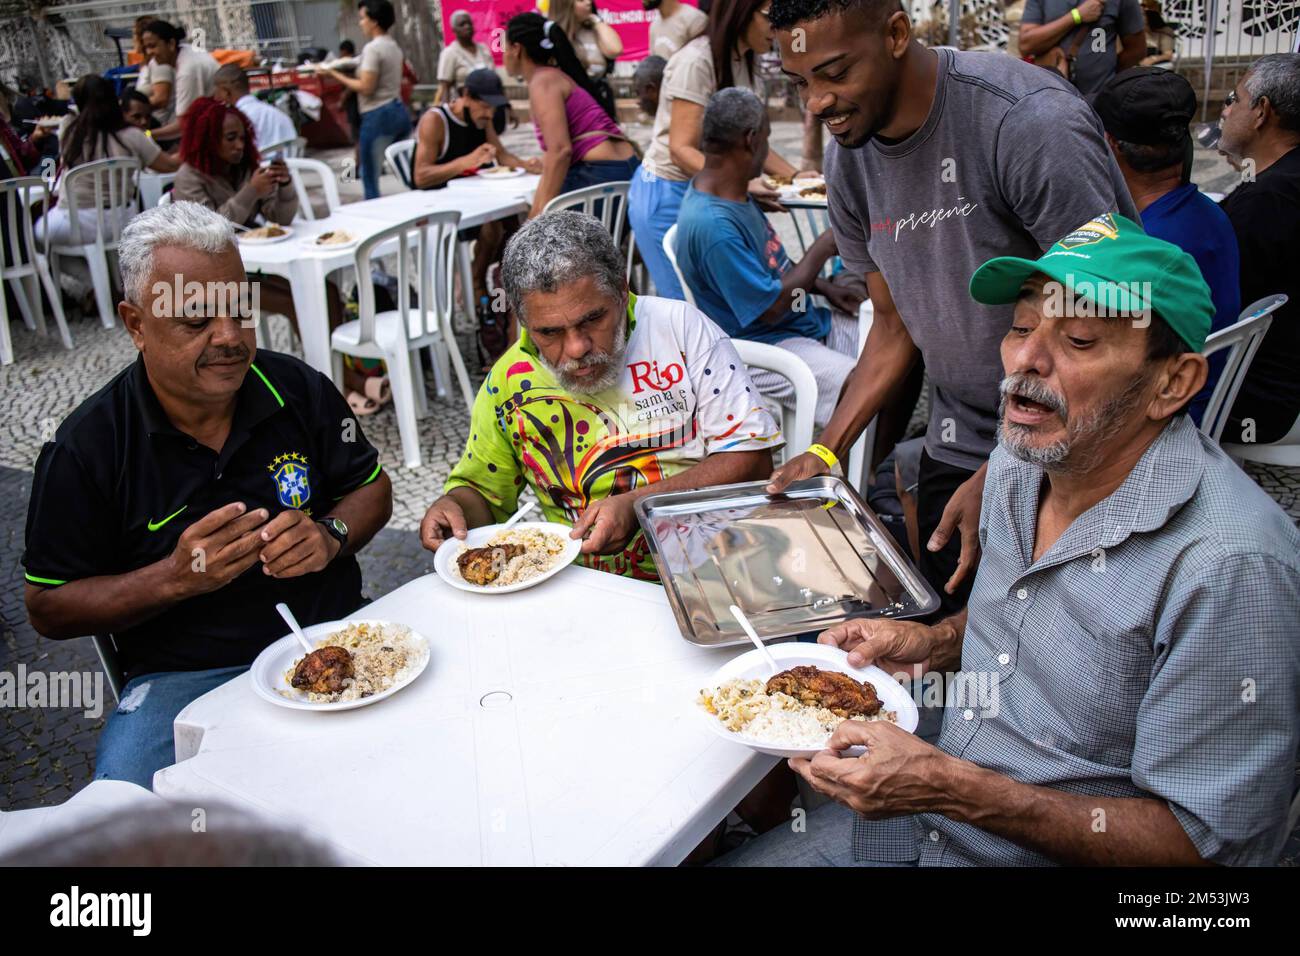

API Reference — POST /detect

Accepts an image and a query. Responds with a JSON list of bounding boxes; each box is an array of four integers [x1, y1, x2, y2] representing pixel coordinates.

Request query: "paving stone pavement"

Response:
[[1, 125, 1296, 863]]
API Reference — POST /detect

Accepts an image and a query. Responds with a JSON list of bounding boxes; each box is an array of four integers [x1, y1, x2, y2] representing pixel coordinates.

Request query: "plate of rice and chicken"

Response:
[[250, 619, 430, 711], [697, 641, 918, 757], [434, 521, 581, 594]]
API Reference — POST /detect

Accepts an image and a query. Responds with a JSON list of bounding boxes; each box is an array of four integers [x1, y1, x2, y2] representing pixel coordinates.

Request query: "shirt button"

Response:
[[998, 653, 1010, 665], [963, 708, 974, 720], [929, 830, 940, 842], [1016, 588, 1028, 600]]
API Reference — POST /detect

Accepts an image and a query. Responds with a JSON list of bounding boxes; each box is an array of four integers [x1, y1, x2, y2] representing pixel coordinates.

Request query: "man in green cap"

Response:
[[717, 214, 1300, 867]]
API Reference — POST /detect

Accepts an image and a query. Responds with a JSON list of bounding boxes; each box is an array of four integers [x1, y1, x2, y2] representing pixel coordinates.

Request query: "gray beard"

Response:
[[998, 372, 1149, 475], [535, 319, 628, 394]]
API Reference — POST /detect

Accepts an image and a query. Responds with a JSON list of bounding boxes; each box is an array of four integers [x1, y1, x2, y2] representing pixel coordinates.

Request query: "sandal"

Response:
[[346, 390, 379, 416], [363, 375, 391, 406]]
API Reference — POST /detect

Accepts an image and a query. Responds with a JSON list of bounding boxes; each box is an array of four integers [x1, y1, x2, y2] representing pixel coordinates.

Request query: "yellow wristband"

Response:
[[1071, 6, 1082, 24], [807, 443, 838, 469]]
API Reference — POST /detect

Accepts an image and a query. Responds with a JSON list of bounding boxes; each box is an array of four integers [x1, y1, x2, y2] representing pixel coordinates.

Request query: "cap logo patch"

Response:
[[1056, 213, 1120, 250]]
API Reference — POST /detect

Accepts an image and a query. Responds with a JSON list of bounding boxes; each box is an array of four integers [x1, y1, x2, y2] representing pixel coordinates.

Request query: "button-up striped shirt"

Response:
[[852, 415, 1300, 865]]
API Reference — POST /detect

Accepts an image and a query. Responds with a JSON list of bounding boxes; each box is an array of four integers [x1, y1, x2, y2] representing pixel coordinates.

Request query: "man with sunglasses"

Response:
[[1217, 53, 1300, 446]]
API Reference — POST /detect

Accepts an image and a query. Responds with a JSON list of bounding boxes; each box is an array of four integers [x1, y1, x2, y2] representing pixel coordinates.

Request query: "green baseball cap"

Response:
[[968, 213, 1213, 352]]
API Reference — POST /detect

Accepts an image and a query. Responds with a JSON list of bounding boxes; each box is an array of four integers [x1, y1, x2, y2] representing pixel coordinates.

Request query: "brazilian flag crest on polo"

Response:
[[968, 212, 1214, 352]]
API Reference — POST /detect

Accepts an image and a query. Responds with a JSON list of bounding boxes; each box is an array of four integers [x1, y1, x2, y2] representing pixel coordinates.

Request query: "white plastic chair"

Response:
[[544, 181, 637, 284], [46, 156, 141, 328], [662, 223, 694, 306], [1, 177, 72, 364], [260, 135, 306, 159], [732, 338, 818, 455], [1215, 294, 1299, 465], [783, 203, 837, 279], [156, 191, 173, 207], [665, 225, 819, 457], [329, 210, 473, 468], [91, 634, 124, 703], [285, 157, 341, 221], [383, 138, 416, 189], [843, 297, 877, 490], [1199, 294, 1284, 443]]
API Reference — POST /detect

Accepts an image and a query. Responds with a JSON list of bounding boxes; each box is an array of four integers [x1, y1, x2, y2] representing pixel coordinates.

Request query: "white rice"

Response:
[[698, 678, 896, 750], [456, 528, 567, 587], [282, 621, 425, 704]]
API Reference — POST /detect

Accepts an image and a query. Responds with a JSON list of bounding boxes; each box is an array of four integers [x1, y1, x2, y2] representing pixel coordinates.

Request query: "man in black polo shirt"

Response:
[[23, 201, 393, 788]]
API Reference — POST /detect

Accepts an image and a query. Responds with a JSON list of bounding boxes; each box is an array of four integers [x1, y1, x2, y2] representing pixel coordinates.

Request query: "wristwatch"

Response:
[[318, 516, 349, 554]]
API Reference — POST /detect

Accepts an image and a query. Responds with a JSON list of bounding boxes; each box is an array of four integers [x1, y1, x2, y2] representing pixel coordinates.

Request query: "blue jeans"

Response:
[[359, 99, 412, 200], [627, 167, 688, 300], [712, 800, 919, 867], [560, 155, 640, 195], [94, 665, 249, 789]]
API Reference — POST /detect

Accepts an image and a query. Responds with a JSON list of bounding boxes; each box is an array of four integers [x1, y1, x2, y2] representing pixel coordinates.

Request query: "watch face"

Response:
[[331, 517, 348, 536]]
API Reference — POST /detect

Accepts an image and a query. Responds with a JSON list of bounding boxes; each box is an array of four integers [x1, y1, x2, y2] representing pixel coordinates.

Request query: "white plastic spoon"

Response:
[[501, 500, 535, 530], [730, 604, 779, 677], [276, 602, 314, 654]]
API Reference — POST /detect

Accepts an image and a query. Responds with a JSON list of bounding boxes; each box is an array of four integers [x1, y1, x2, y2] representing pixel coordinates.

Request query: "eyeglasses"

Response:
[[1224, 89, 1239, 108]]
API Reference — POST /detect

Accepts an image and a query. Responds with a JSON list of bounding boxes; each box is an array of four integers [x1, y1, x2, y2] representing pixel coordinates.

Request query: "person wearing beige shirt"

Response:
[[324, 0, 413, 198], [645, 0, 709, 58], [627, 0, 811, 298], [437, 10, 496, 103]]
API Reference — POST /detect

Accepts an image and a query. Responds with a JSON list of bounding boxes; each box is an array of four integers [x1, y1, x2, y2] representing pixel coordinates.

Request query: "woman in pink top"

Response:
[[505, 13, 639, 217]]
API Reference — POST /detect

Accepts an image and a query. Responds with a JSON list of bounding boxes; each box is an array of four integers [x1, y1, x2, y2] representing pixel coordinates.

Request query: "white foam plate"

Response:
[[307, 229, 360, 250], [477, 166, 527, 179], [696, 641, 918, 758], [780, 177, 827, 203], [238, 226, 295, 245], [250, 618, 430, 712], [434, 520, 581, 594]]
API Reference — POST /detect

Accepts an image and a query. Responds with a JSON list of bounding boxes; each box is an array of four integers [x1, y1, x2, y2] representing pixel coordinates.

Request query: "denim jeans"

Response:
[[712, 800, 919, 867], [560, 155, 640, 195], [358, 99, 412, 200], [627, 167, 688, 300], [94, 665, 249, 789]]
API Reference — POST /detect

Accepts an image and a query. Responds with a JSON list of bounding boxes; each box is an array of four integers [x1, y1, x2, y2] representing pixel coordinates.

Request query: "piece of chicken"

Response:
[[292, 645, 354, 695], [765, 665, 881, 718], [457, 543, 524, 586]]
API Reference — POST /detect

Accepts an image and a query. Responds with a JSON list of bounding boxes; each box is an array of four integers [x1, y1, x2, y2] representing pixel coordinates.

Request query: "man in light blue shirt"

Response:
[[675, 88, 864, 425]]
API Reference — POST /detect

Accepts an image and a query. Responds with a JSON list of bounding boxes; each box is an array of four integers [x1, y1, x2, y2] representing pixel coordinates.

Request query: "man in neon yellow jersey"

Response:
[[22, 202, 392, 786], [421, 211, 781, 579]]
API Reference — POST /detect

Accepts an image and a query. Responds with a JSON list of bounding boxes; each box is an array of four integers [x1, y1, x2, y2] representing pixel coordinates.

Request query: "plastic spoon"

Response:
[[501, 500, 535, 530], [276, 602, 314, 654], [730, 604, 779, 676]]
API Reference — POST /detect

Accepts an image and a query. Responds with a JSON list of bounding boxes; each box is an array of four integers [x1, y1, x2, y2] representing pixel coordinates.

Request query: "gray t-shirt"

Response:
[[359, 34, 404, 112], [824, 48, 1137, 471], [1022, 0, 1145, 96]]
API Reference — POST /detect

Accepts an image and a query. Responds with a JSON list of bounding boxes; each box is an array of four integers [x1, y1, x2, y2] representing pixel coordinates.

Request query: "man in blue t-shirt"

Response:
[[675, 87, 864, 425], [1095, 67, 1241, 425]]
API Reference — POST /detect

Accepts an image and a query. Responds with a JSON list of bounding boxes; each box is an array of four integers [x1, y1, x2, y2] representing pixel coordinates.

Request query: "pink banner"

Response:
[[441, 0, 700, 65]]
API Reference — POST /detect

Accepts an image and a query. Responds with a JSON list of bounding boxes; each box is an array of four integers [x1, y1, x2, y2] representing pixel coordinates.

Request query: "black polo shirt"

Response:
[[23, 350, 383, 683]]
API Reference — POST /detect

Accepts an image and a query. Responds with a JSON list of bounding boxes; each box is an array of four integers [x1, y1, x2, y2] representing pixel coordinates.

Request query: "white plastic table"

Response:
[[153, 566, 776, 866], [237, 178, 534, 375], [0, 780, 163, 857]]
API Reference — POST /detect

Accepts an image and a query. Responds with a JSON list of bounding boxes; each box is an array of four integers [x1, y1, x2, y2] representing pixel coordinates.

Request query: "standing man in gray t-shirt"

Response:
[[1020, 0, 1147, 98], [768, 0, 1137, 613]]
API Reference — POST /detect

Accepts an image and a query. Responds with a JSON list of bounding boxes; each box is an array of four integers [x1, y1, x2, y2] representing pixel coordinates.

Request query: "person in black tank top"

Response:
[[411, 69, 539, 189], [410, 69, 542, 361]]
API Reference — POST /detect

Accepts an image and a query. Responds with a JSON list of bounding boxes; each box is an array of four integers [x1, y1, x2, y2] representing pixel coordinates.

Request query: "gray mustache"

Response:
[[1000, 374, 1067, 419]]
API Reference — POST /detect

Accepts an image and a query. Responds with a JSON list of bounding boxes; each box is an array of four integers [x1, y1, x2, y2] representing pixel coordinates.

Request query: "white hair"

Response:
[[118, 201, 236, 305], [502, 210, 624, 322], [1245, 53, 1300, 131], [451, 9, 473, 26]]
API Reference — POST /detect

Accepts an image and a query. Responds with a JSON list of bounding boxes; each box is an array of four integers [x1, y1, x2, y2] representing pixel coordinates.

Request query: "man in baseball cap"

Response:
[[1093, 67, 1241, 424], [714, 216, 1300, 869]]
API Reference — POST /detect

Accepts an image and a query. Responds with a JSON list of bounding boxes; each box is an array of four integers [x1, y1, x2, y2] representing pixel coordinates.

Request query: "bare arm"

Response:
[[941, 762, 1209, 866], [25, 503, 270, 640], [321, 470, 392, 558], [412, 110, 489, 188], [329, 68, 378, 97], [486, 125, 539, 172], [667, 98, 705, 177], [147, 150, 181, 173], [528, 72, 575, 216], [1116, 30, 1147, 71], [589, 20, 623, 60], [147, 80, 171, 111]]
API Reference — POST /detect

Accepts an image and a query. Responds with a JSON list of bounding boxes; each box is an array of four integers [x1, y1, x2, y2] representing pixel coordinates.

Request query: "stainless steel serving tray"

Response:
[[635, 476, 939, 647]]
